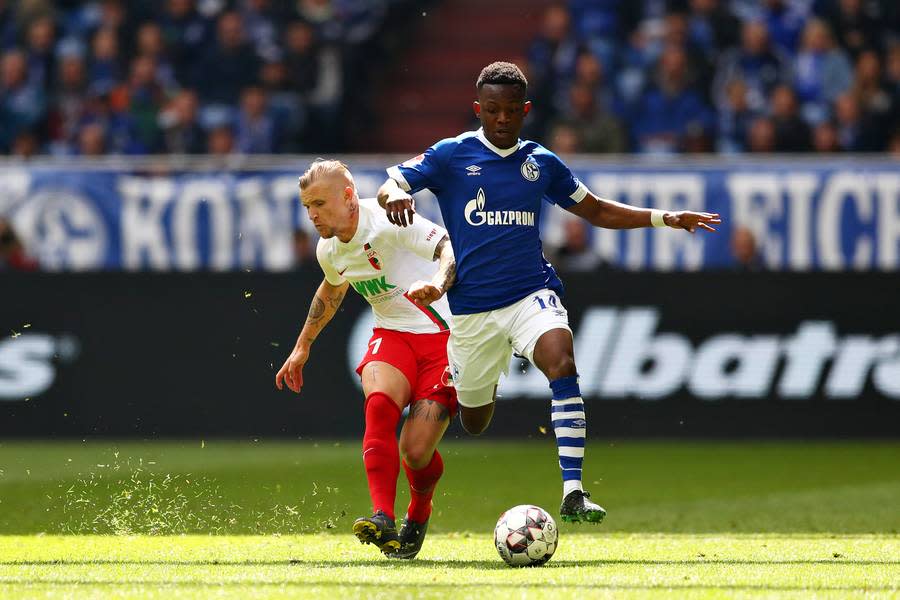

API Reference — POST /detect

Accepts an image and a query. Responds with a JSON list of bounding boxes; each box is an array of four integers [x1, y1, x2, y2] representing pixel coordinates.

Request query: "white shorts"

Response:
[[447, 289, 572, 408]]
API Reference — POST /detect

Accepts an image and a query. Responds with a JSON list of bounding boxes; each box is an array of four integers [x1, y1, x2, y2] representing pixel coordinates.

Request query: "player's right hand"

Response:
[[385, 194, 416, 227], [275, 346, 309, 394]]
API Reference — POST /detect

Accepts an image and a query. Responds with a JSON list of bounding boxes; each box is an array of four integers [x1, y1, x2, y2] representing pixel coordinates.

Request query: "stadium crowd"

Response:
[[526, 0, 900, 155], [0, 0, 422, 157]]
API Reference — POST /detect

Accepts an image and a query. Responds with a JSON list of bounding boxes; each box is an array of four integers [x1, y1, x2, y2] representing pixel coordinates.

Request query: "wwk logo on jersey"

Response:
[[363, 243, 382, 270], [464, 188, 536, 227]]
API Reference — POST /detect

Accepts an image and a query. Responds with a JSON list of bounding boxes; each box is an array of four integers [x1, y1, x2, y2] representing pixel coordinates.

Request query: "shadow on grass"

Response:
[[0, 579, 894, 592], [1, 558, 896, 568]]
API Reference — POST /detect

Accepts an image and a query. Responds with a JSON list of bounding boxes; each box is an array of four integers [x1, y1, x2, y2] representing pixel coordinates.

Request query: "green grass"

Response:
[[0, 440, 898, 597]]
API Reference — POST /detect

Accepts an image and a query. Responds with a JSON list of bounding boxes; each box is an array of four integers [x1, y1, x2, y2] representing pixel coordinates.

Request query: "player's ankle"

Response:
[[563, 480, 583, 498]]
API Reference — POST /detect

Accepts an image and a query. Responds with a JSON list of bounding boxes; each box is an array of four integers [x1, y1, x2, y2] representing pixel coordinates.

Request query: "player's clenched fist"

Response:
[[275, 346, 309, 393], [407, 280, 444, 307]]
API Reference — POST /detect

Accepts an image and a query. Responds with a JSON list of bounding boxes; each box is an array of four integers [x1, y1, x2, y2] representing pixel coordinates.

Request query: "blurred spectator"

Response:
[[193, 11, 259, 104], [47, 52, 87, 149], [292, 228, 313, 268], [0, 49, 46, 151], [235, 85, 276, 153], [887, 44, 900, 94], [716, 78, 756, 153], [550, 82, 626, 153], [77, 121, 107, 155], [206, 124, 235, 155], [714, 20, 790, 113], [747, 116, 777, 152], [0, 1, 17, 50], [759, 0, 809, 56], [812, 120, 840, 152], [794, 19, 853, 123], [547, 122, 582, 154], [731, 226, 762, 271], [283, 20, 320, 95], [553, 219, 602, 272], [833, 92, 881, 151], [889, 129, 900, 157], [0, 218, 38, 271], [135, 22, 178, 92], [77, 85, 143, 154], [662, 10, 715, 96], [110, 55, 165, 151], [822, 0, 884, 58], [88, 27, 121, 91], [240, 0, 282, 61], [852, 50, 896, 143], [11, 129, 39, 158], [25, 15, 56, 91], [687, 0, 741, 54], [258, 57, 305, 150], [528, 5, 578, 103], [159, 0, 213, 85], [770, 84, 810, 151], [631, 45, 714, 154], [158, 89, 204, 154]]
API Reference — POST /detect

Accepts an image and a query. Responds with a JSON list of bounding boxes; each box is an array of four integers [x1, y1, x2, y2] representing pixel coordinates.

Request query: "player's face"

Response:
[[300, 179, 355, 239], [474, 84, 531, 149]]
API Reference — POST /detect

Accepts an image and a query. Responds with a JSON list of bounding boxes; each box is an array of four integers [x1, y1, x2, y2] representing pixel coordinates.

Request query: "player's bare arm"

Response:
[[567, 192, 721, 233], [275, 278, 349, 393], [408, 235, 456, 307], [377, 178, 416, 227]]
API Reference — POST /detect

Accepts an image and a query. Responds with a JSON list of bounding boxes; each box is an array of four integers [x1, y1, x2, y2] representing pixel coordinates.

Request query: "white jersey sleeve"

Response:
[[393, 215, 447, 262], [315, 239, 346, 286]]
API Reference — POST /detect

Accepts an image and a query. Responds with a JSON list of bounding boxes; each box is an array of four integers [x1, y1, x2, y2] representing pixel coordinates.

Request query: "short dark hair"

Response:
[[476, 62, 528, 93]]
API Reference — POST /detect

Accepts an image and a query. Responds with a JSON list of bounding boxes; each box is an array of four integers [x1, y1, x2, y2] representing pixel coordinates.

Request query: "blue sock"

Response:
[[550, 375, 585, 498]]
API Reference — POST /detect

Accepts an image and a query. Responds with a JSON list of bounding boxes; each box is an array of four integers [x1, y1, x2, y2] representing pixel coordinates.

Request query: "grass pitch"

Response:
[[0, 440, 897, 598]]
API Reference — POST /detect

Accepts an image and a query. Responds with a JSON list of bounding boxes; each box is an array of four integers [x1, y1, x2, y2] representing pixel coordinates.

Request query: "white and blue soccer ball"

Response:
[[493, 504, 558, 567]]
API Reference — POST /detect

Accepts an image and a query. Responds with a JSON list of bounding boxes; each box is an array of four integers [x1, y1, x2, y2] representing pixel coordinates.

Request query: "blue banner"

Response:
[[1, 158, 898, 271]]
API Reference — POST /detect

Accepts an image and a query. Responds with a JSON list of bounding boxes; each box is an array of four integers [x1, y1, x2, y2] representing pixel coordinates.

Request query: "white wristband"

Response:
[[650, 210, 668, 228]]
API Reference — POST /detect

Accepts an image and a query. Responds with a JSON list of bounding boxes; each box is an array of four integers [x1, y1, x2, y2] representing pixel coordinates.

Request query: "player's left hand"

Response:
[[666, 211, 721, 233], [407, 280, 444, 306]]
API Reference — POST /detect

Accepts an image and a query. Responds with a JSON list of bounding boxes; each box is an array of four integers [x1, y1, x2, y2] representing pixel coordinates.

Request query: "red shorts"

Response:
[[356, 328, 457, 417]]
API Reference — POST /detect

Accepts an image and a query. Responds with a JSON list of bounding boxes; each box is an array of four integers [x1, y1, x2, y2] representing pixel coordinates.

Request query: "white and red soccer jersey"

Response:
[[316, 198, 452, 334]]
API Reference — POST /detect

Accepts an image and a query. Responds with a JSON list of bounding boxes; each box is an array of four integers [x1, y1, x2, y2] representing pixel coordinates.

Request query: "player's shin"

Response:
[[362, 392, 402, 520], [549, 375, 585, 498], [402, 449, 443, 522]]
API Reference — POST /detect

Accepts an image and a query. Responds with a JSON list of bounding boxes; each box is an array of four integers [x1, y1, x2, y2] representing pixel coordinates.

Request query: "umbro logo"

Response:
[[465, 165, 481, 176]]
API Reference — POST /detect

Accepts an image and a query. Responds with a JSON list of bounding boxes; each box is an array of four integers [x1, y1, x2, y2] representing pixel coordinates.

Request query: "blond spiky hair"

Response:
[[298, 159, 354, 191]]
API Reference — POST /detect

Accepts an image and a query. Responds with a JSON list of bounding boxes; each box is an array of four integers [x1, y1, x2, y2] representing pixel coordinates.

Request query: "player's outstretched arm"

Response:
[[567, 192, 721, 233], [275, 278, 349, 393], [408, 235, 456, 307], [377, 178, 416, 227]]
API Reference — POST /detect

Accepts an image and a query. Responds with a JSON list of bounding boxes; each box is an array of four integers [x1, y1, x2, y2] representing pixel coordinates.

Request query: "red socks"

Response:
[[362, 392, 401, 520], [403, 449, 444, 522]]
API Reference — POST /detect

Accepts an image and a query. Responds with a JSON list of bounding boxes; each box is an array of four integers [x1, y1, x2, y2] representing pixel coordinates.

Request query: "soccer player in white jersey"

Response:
[[378, 62, 721, 524], [276, 160, 457, 559]]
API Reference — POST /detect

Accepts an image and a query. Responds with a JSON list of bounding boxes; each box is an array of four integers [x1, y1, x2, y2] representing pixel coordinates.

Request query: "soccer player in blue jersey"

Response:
[[377, 62, 721, 523]]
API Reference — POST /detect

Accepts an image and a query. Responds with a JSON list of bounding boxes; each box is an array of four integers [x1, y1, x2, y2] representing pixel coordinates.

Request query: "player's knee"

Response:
[[400, 443, 433, 469], [459, 410, 490, 435], [544, 355, 577, 381]]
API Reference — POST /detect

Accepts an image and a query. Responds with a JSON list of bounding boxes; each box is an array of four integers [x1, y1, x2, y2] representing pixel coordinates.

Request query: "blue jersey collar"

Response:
[[476, 128, 520, 158]]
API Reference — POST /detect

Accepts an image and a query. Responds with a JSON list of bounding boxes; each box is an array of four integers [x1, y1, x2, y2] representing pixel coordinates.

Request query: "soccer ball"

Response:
[[493, 504, 558, 567]]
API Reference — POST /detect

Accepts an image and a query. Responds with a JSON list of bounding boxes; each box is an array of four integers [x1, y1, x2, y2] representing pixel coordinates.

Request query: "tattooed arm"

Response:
[[275, 278, 349, 393], [431, 235, 457, 294], [407, 234, 456, 307]]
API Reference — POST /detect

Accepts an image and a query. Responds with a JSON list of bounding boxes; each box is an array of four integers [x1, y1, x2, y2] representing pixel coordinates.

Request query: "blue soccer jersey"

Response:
[[387, 128, 589, 315]]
